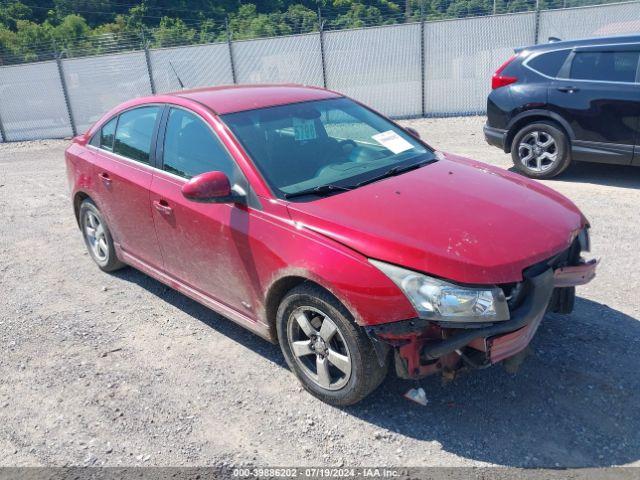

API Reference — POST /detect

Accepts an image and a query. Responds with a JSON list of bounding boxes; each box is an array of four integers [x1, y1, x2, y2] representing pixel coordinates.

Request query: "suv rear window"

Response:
[[527, 49, 570, 77], [570, 50, 639, 83]]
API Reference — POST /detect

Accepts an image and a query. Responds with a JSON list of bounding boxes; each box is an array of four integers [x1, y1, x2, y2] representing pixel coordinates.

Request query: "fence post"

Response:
[[56, 51, 77, 137], [420, 2, 426, 118], [0, 109, 7, 142], [318, 7, 328, 88], [226, 17, 238, 84], [142, 33, 156, 94], [534, 0, 541, 45]]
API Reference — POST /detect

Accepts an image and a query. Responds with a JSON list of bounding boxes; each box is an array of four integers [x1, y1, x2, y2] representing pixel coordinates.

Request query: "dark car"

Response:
[[484, 34, 640, 179]]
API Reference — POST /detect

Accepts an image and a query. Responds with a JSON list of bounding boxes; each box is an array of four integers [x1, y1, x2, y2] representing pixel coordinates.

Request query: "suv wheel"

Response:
[[79, 199, 125, 272], [276, 284, 387, 406], [511, 122, 571, 179]]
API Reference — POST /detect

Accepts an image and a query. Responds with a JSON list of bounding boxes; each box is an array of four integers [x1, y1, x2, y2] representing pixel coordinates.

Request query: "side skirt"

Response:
[[115, 245, 275, 343], [571, 140, 634, 165]]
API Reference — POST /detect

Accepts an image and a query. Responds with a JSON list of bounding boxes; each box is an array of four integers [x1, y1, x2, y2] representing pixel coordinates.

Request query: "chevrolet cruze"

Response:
[[65, 85, 596, 405]]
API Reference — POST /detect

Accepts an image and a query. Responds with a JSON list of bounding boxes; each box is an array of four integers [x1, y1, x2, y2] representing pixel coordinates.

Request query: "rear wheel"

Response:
[[511, 122, 571, 179], [276, 284, 387, 406], [79, 199, 125, 272]]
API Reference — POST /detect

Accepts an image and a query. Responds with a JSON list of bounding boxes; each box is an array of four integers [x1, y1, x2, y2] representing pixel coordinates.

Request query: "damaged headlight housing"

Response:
[[369, 259, 510, 323]]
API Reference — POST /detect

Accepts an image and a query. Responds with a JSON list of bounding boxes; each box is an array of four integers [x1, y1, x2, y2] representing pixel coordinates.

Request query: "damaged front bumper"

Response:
[[367, 257, 598, 379]]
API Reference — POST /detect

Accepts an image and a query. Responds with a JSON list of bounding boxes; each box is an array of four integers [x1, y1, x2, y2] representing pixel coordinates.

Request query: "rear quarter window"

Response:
[[527, 49, 570, 77], [113, 106, 160, 164], [89, 116, 117, 150]]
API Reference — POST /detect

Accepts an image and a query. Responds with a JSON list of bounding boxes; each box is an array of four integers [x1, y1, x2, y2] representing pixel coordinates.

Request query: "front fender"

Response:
[[252, 213, 416, 328]]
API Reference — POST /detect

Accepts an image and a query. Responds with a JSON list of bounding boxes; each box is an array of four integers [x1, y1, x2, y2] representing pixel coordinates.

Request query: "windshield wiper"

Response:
[[284, 183, 352, 199], [355, 159, 435, 188], [284, 158, 435, 199]]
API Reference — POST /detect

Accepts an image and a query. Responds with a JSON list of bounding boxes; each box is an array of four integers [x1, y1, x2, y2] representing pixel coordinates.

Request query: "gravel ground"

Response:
[[0, 116, 638, 468]]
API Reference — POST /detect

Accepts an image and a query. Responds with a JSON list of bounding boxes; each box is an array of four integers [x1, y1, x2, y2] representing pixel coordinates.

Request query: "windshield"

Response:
[[221, 98, 435, 199]]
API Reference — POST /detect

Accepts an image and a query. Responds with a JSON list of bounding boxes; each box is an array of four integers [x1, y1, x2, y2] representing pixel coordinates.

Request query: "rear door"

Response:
[[89, 105, 164, 269], [149, 106, 257, 315], [548, 44, 640, 165]]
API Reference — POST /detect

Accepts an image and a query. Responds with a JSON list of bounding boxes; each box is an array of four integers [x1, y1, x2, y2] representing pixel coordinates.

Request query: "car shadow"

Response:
[[508, 161, 640, 189], [110, 268, 287, 367], [111, 268, 638, 467]]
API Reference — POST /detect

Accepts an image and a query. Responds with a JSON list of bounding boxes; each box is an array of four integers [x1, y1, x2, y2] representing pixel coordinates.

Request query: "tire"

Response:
[[511, 121, 571, 179], [79, 199, 126, 273], [276, 284, 388, 406]]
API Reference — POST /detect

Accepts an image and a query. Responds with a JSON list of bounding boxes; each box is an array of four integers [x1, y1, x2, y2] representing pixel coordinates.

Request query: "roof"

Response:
[[170, 84, 342, 115], [517, 34, 640, 53]]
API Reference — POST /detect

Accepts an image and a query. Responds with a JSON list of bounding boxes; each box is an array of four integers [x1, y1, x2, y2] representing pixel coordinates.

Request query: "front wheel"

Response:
[[511, 122, 571, 179], [276, 284, 387, 406]]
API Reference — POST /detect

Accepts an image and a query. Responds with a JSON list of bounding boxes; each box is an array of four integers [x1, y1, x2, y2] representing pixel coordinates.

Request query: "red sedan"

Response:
[[65, 85, 596, 405]]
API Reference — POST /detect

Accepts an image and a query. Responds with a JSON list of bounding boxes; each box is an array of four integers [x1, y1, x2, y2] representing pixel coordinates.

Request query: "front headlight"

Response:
[[369, 259, 510, 323]]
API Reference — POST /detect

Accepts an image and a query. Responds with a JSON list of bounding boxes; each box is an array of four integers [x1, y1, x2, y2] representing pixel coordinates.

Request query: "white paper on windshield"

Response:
[[372, 130, 413, 154], [293, 118, 317, 141]]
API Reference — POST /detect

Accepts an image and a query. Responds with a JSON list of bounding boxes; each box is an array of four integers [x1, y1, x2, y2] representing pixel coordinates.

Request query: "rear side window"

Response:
[[527, 49, 570, 77], [162, 108, 235, 179], [570, 50, 639, 83], [113, 106, 160, 163], [99, 117, 117, 150], [89, 116, 117, 150]]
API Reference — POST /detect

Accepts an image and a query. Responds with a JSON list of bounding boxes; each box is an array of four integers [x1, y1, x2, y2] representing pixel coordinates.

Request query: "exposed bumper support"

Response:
[[421, 268, 555, 361], [369, 254, 598, 379], [553, 258, 598, 287]]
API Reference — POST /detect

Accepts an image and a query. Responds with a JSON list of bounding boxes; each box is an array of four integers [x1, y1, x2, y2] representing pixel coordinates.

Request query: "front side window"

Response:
[[221, 98, 434, 198], [570, 50, 639, 83], [162, 108, 235, 179], [113, 106, 160, 163]]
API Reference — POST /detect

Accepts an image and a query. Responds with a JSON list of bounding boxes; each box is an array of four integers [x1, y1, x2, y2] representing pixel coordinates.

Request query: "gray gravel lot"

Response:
[[0, 116, 638, 468]]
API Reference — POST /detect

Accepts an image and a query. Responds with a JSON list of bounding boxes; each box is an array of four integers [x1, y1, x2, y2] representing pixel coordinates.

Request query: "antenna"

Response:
[[168, 61, 185, 89]]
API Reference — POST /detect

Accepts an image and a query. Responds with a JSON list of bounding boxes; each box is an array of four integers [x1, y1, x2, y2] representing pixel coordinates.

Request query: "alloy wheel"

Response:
[[83, 210, 109, 263], [286, 306, 352, 391], [518, 130, 558, 173]]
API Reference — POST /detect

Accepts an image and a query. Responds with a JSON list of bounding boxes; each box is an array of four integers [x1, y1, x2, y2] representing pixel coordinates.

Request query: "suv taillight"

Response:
[[492, 55, 518, 90]]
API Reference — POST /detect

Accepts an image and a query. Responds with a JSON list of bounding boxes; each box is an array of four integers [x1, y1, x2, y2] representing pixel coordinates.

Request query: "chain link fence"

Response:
[[0, 1, 638, 142]]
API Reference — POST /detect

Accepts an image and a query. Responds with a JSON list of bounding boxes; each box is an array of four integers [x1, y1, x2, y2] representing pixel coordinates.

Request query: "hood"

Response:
[[286, 153, 585, 284]]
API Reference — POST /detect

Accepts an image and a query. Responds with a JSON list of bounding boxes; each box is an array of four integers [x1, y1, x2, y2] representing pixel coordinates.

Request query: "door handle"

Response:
[[98, 172, 112, 185], [153, 200, 173, 215], [557, 86, 579, 93]]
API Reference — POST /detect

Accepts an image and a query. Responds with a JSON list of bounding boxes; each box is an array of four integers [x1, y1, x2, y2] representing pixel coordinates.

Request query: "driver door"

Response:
[[149, 106, 256, 316]]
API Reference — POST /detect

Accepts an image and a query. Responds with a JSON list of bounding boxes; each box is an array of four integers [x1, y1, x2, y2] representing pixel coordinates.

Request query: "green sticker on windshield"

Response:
[[293, 118, 317, 141]]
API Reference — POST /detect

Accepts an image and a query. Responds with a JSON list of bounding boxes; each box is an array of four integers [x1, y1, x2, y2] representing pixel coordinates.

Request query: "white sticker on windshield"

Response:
[[293, 118, 317, 141], [372, 130, 413, 154]]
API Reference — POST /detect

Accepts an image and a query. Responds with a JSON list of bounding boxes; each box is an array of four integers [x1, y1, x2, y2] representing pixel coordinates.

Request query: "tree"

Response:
[[152, 16, 196, 47], [0, 1, 32, 30]]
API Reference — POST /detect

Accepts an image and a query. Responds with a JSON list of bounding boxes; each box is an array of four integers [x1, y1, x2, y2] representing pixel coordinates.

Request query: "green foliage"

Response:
[[0, 0, 621, 64]]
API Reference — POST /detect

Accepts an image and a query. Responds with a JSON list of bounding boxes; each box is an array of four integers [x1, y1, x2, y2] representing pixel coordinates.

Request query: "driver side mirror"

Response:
[[181, 171, 243, 204], [405, 127, 420, 139]]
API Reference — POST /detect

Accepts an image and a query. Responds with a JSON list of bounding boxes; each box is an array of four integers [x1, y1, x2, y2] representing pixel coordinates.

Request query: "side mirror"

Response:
[[405, 127, 420, 139], [182, 171, 241, 203]]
